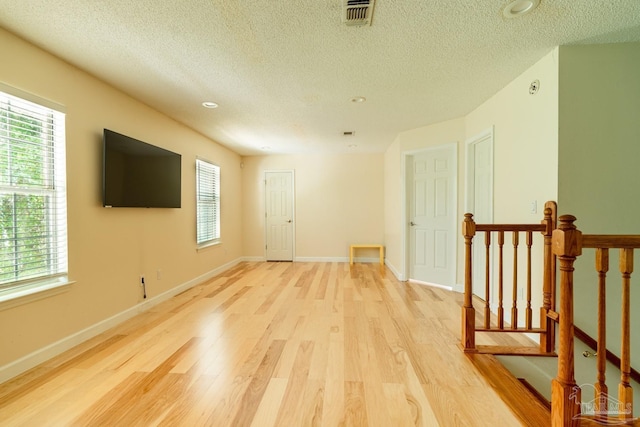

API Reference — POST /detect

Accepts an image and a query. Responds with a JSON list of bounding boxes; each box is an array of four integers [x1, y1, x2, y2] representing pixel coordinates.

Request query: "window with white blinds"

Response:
[[196, 159, 220, 245], [0, 90, 68, 291]]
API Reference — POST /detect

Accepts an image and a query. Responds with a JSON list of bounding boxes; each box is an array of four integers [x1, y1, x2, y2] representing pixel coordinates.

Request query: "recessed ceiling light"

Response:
[[503, 0, 539, 18], [202, 101, 218, 109], [350, 96, 366, 103], [260, 146, 271, 150]]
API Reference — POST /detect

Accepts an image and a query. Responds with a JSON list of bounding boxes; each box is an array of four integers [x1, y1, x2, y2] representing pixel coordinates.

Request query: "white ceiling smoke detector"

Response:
[[503, 0, 540, 18], [343, 0, 376, 26]]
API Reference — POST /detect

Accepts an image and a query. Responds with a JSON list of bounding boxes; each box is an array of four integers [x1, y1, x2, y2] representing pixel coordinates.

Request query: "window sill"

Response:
[[0, 277, 75, 312], [197, 240, 222, 252]]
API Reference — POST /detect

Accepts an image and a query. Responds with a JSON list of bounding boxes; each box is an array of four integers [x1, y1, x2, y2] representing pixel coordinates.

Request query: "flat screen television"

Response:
[[103, 129, 181, 208]]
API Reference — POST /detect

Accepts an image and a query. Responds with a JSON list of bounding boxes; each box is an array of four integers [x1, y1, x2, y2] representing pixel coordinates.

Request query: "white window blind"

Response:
[[196, 159, 220, 245], [0, 91, 68, 290]]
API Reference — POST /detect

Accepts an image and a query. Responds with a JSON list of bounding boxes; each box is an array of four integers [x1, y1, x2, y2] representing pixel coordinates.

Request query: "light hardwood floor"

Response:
[[0, 262, 546, 426]]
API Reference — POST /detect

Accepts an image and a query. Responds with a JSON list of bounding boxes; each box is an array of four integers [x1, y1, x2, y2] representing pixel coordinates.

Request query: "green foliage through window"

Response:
[[0, 90, 67, 289]]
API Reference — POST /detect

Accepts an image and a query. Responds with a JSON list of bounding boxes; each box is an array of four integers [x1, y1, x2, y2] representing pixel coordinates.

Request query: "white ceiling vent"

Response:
[[343, 0, 376, 27]]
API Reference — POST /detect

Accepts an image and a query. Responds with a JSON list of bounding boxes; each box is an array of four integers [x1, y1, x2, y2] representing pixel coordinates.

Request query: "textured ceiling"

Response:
[[1, 1, 640, 155]]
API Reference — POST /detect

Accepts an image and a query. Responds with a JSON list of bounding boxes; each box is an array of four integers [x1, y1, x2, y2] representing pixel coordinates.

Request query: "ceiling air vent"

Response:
[[343, 0, 375, 27]]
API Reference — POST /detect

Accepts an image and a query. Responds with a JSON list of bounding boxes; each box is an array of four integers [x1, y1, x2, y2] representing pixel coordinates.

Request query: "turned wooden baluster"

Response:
[[526, 231, 533, 330], [498, 231, 505, 329], [551, 215, 582, 427], [595, 248, 608, 422], [511, 232, 519, 329], [545, 202, 558, 312], [541, 203, 556, 354], [618, 248, 633, 419], [484, 231, 491, 329], [462, 213, 476, 352]]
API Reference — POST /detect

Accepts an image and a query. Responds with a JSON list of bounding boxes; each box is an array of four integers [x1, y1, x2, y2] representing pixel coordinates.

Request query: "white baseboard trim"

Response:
[[0, 257, 244, 384], [295, 256, 345, 262], [243, 256, 385, 264], [408, 278, 453, 291], [293, 256, 381, 263], [384, 260, 405, 281]]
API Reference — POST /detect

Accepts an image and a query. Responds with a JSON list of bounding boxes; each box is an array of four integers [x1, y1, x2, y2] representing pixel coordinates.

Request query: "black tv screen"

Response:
[[103, 129, 181, 208]]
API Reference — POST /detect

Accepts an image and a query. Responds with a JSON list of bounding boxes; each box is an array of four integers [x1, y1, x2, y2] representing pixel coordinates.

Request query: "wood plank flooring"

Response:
[[0, 262, 546, 426]]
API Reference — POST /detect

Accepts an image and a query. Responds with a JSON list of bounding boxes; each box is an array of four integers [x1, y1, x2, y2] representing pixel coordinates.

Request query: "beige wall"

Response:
[[384, 50, 559, 286], [0, 28, 243, 368], [558, 42, 640, 371], [558, 42, 640, 231], [464, 49, 559, 325], [242, 154, 384, 260], [383, 137, 403, 275], [466, 48, 559, 223], [505, 43, 640, 402]]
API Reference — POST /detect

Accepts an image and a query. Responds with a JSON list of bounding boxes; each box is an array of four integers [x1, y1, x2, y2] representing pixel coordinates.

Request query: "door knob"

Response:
[[287, 219, 292, 223], [410, 221, 417, 226]]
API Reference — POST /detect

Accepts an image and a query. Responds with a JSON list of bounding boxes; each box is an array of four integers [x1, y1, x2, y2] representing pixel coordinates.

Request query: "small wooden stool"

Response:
[[349, 244, 384, 266]]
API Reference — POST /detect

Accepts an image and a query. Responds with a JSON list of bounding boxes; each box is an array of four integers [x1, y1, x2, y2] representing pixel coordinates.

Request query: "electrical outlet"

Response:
[[140, 274, 147, 299], [529, 200, 537, 214], [157, 269, 162, 280]]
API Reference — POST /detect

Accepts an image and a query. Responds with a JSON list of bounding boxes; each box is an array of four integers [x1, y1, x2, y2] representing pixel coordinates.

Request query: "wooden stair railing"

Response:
[[461, 201, 557, 356], [552, 215, 639, 426]]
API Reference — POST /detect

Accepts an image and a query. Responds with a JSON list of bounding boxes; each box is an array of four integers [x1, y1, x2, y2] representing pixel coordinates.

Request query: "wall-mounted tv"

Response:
[[103, 129, 181, 208]]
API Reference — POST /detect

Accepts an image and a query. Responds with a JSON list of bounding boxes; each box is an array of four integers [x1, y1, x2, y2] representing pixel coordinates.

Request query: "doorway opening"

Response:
[[465, 128, 494, 298]]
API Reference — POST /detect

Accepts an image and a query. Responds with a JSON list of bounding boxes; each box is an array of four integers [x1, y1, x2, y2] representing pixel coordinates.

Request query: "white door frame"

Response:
[[464, 127, 494, 215], [264, 170, 295, 261], [401, 143, 458, 287], [464, 127, 494, 297]]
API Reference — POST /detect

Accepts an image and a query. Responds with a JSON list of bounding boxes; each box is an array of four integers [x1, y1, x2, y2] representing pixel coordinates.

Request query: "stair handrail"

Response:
[[551, 215, 639, 426], [461, 201, 557, 355]]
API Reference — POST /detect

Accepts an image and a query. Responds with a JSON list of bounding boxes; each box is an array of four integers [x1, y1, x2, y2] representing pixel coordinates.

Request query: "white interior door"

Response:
[[466, 130, 494, 298], [265, 171, 294, 261], [409, 145, 456, 286]]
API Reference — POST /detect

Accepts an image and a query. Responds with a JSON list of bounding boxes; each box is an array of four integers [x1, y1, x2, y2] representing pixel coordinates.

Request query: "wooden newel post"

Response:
[[541, 205, 554, 353], [462, 213, 477, 352], [551, 215, 582, 427]]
